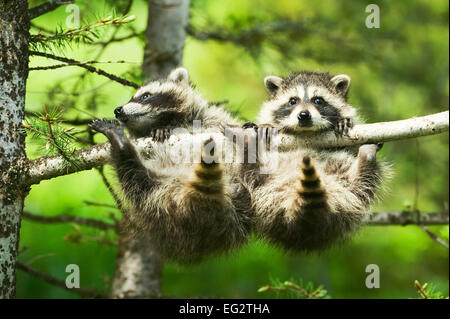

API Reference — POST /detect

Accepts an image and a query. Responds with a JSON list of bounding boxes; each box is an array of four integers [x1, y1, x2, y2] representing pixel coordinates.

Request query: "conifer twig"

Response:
[[30, 15, 136, 51]]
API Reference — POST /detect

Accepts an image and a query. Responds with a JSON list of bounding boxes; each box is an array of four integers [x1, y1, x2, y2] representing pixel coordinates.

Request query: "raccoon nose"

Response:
[[298, 111, 311, 121], [114, 106, 123, 117]]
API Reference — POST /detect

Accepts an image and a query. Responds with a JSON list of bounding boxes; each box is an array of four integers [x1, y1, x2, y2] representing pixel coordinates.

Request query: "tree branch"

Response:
[[29, 60, 138, 71], [29, 0, 74, 20], [18, 111, 449, 186], [96, 166, 125, 213], [418, 225, 449, 248], [365, 211, 449, 226], [29, 51, 140, 88], [279, 110, 449, 148], [16, 262, 105, 298], [22, 211, 116, 231], [187, 21, 307, 46]]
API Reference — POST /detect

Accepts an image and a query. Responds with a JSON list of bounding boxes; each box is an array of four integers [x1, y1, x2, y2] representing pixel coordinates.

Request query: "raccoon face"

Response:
[[115, 68, 192, 135], [258, 72, 353, 133]]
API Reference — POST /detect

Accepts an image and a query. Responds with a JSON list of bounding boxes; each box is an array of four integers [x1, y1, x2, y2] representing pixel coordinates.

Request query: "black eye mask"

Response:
[[131, 92, 182, 109], [273, 102, 294, 122]]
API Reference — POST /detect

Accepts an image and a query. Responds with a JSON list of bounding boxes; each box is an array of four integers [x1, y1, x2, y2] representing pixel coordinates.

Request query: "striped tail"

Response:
[[189, 137, 224, 195], [298, 156, 326, 208]]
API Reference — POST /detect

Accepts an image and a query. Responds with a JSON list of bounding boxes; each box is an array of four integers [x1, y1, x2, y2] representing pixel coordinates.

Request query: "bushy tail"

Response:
[[298, 156, 326, 208], [188, 137, 224, 195]]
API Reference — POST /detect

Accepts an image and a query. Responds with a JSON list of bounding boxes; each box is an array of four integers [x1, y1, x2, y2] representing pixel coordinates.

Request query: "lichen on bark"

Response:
[[0, 0, 30, 299]]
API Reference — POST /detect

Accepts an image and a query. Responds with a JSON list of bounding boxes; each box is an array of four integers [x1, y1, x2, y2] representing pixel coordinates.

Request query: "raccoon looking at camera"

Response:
[[244, 71, 390, 252], [90, 68, 252, 263]]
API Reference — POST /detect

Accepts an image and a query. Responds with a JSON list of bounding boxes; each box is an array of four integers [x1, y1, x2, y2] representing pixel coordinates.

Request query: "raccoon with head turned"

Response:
[[244, 71, 390, 252], [90, 68, 253, 263]]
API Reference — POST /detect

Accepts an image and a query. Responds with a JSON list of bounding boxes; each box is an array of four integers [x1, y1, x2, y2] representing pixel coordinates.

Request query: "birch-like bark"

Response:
[[20, 110, 449, 186], [364, 211, 449, 226], [111, 0, 191, 298], [279, 110, 449, 149], [0, 0, 30, 299]]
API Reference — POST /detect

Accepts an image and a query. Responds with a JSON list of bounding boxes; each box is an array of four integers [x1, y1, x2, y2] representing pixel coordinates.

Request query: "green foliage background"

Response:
[[19, 0, 448, 298]]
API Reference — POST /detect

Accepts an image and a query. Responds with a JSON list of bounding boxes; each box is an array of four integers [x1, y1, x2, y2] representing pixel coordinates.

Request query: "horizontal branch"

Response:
[[280, 110, 449, 148], [365, 211, 449, 226], [19, 111, 449, 186], [187, 21, 307, 46], [29, 51, 139, 88], [22, 211, 116, 230], [29, 0, 74, 20], [16, 262, 105, 298]]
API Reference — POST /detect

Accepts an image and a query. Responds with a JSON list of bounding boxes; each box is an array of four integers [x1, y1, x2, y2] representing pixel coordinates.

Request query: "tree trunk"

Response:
[[0, 0, 30, 299], [111, 0, 190, 298], [143, 0, 190, 80]]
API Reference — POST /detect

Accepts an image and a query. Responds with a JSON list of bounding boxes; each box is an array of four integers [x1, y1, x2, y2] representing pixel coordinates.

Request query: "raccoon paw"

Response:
[[89, 119, 123, 135], [149, 128, 172, 142], [257, 124, 279, 146], [242, 121, 258, 129], [358, 144, 379, 162], [335, 118, 353, 136], [376, 143, 384, 151]]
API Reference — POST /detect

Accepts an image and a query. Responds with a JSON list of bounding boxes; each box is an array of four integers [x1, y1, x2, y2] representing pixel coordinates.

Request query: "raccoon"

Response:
[[90, 68, 252, 263], [114, 67, 240, 139], [244, 71, 389, 252]]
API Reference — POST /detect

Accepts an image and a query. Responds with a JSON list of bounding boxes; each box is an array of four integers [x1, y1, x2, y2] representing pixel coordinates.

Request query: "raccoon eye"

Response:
[[289, 97, 299, 106], [140, 93, 151, 102], [312, 97, 325, 106]]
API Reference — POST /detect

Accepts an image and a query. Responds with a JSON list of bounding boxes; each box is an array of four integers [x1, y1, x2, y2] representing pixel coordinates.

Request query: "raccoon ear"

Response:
[[330, 74, 351, 96], [264, 76, 283, 95], [168, 67, 189, 84]]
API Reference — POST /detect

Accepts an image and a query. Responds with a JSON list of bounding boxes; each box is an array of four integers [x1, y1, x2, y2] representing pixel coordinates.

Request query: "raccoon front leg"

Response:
[[89, 119, 157, 205]]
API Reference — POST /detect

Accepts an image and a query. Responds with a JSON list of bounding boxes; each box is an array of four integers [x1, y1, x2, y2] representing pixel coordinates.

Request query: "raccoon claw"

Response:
[[242, 122, 258, 130], [257, 124, 278, 146], [150, 128, 172, 142], [335, 118, 353, 136], [89, 119, 123, 135], [89, 119, 126, 149]]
